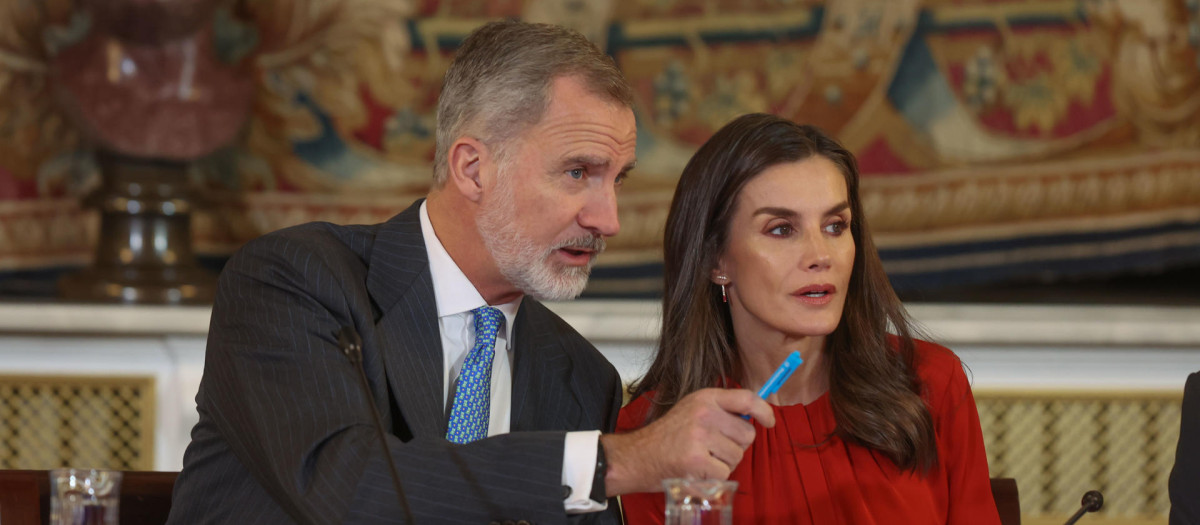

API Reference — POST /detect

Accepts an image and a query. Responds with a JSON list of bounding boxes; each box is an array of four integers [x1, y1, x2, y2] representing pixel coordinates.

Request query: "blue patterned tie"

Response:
[[446, 306, 503, 444]]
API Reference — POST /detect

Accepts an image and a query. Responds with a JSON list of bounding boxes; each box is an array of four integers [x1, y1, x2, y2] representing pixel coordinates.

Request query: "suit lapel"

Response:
[[510, 302, 583, 432], [366, 203, 586, 437], [367, 200, 447, 439]]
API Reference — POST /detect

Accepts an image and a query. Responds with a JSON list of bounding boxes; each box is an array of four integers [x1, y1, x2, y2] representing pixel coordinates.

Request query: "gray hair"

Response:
[[432, 20, 634, 186]]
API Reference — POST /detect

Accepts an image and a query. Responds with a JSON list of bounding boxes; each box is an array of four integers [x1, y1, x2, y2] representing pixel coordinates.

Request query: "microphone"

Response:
[[338, 326, 415, 523], [1063, 490, 1103, 525]]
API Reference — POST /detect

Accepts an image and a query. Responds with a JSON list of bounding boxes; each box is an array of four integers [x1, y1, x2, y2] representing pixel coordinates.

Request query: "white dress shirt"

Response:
[[419, 202, 604, 513]]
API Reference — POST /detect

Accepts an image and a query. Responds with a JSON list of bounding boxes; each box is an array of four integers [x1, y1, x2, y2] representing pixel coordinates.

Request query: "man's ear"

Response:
[[446, 136, 490, 203]]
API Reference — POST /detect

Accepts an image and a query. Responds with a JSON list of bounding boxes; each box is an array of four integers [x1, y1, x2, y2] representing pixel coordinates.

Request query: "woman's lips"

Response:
[[791, 284, 836, 305]]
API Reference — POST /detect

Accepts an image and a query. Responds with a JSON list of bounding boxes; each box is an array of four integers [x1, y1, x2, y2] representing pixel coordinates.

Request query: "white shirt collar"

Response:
[[419, 201, 520, 331]]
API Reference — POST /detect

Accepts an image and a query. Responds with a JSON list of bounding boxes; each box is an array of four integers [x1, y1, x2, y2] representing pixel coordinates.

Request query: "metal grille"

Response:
[[977, 390, 1181, 524], [0, 376, 155, 470]]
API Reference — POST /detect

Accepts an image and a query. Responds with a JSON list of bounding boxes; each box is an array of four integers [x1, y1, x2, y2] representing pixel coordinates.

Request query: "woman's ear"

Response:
[[710, 267, 730, 285], [446, 137, 490, 203]]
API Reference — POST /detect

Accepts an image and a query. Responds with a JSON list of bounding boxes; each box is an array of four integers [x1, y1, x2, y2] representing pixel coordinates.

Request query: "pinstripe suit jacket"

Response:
[[1171, 372, 1200, 525], [167, 200, 625, 524]]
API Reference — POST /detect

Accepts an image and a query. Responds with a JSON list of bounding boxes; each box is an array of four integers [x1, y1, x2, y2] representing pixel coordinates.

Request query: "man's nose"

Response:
[[579, 187, 621, 238]]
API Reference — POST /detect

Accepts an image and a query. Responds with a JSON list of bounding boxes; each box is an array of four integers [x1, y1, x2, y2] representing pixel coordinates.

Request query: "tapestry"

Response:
[[1, 0, 1198, 297]]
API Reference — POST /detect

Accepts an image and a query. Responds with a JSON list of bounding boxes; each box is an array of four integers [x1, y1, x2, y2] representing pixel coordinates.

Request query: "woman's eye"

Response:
[[768, 224, 793, 236], [568, 168, 585, 180], [824, 221, 848, 235]]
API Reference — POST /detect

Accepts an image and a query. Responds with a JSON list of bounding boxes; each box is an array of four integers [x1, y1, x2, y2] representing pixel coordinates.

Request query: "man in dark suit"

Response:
[[1171, 372, 1200, 525], [168, 20, 774, 524]]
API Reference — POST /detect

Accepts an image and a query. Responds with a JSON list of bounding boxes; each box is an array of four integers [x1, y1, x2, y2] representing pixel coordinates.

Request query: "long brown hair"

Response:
[[631, 113, 937, 472]]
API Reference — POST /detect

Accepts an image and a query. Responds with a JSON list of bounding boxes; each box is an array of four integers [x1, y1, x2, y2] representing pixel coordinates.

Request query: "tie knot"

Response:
[[472, 306, 503, 339]]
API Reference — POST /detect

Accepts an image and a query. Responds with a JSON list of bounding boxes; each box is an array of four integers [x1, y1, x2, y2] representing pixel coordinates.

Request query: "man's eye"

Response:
[[568, 168, 585, 179]]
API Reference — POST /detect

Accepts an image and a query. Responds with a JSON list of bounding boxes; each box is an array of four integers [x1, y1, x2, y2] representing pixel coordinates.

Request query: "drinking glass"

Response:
[[49, 469, 122, 525], [663, 478, 737, 525]]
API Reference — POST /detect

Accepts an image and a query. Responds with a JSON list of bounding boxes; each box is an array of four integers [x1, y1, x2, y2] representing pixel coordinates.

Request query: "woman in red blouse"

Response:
[[617, 114, 1001, 524]]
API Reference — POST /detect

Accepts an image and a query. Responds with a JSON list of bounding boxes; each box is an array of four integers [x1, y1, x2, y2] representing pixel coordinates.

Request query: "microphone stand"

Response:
[[1063, 490, 1103, 525], [339, 326, 415, 523]]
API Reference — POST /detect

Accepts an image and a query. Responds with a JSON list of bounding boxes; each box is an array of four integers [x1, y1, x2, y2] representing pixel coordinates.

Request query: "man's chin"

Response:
[[525, 268, 591, 301]]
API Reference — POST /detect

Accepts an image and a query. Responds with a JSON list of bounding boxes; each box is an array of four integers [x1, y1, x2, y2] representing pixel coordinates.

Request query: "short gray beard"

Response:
[[477, 170, 605, 301]]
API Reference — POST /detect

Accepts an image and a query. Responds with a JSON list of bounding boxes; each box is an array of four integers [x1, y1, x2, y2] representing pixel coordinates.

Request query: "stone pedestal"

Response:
[[48, 0, 252, 304], [59, 151, 214, 304]]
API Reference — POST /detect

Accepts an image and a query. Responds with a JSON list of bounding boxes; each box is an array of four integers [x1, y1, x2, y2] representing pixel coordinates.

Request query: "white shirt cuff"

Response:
[[563, 430, 608, 513]]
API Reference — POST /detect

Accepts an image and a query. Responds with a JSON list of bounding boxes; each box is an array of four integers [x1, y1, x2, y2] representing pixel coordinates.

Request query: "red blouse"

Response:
[[616, 339, 1001, 525]]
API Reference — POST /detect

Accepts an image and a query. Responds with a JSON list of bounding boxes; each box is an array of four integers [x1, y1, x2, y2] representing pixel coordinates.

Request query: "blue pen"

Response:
[[743, 351, 804, 420]]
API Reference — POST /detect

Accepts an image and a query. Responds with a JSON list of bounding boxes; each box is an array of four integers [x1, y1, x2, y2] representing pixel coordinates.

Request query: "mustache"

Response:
[[552, 235, 606, 254]]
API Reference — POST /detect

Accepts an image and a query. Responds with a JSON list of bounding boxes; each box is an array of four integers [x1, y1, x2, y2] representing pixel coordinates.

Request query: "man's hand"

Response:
[[600, 388, 775, 496]]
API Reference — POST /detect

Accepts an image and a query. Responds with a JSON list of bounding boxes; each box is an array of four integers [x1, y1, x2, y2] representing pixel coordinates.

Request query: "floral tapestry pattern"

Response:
[[1, 0, 1198, 295]]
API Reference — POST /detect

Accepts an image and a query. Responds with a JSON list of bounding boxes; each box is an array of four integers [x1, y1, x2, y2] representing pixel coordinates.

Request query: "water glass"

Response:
[[50, 469, 122, 525], [663, 478, 737, 525]]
